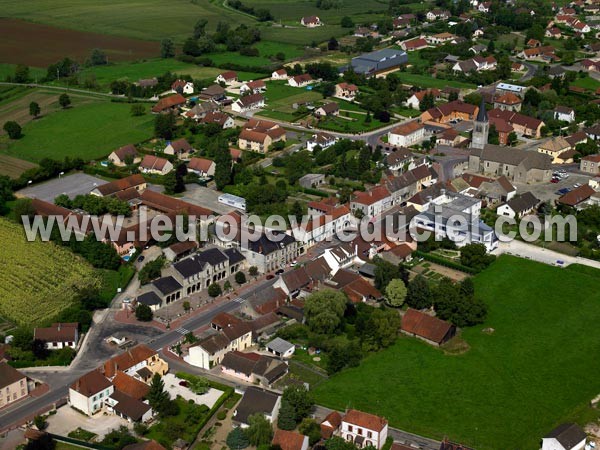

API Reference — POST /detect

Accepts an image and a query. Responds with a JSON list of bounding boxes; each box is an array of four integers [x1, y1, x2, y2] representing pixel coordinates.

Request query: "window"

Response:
[[357, 428, 363, 435], [367, 432, 372, 438], [348, 426, 353, 432]]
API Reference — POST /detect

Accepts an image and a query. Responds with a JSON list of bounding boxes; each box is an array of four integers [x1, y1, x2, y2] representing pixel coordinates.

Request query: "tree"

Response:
[[130, 104, 145, 116], [135, 304, 153, 322], [29, 101, 41, 119], [183, 301, 191, 312], [325, 436, 357, 450], [214, 141, 233, 190], [14, 64, 30, 83], [460, 243, 495, 271], [340, 16, 354, 28], [299, 418, 322, 445], [373, 258, 406, 291], [328, 37, 339, 51], [507, 131, 518, 146], [12, 198, 35, 224], [291, 200, 304, 223], [224, 280, 232, 291], [304, 289, 347, 334], [4, 121, 22, 139], [282, 385, 314, 422], [58, 93, 71, 109], [183, 38, 202, 56], [193, 18, 209, 38], [245, 413, 273, 446], [208, 283, 222, 298], [154, 112, 177, 139], [227, 427, 249, 450], [160, 38, 176, 58], [277, 400, 297, 430], [34, 415, 48, 431], [235, 271, 246, 284], [147, 374, 170, 413], [138, 256, 165, 285], [88, 48, 107, 66], [249, 266, 258, 277], [385, 278, 407, 307], [405, 274, 432, 309], [32, 339, 49, 359], [25, 432, 56, 450]]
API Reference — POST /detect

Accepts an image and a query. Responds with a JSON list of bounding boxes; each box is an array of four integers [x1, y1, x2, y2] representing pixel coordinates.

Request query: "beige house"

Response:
[[0, 362, 28, 408], [139, 155, 173, 176], [185, 322, 253, 369], [537, 137, 572, 163], [164, 138, 193, 159], [108, 144, 140, 167], [580, 154, 600, 174], [238, 129, 273, 153]]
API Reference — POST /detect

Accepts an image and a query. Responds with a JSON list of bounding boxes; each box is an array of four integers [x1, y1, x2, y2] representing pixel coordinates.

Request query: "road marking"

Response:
[[232, 297, 245, 303], [174, 327, 189, 334]]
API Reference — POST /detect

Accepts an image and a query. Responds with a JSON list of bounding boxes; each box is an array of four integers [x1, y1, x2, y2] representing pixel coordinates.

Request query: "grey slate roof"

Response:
[[504, 192, 539, 214], [544, 423, 587, 450], [136, 292, 162, 306], [152, 276, 182, 295], [472, 144, 552, 170], [350, 48, 408, 75], [266, 337, 294, 354], [234, 387, 280, 425]]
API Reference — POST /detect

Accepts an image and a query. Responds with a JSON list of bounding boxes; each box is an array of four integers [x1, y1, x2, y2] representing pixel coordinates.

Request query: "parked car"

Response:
[[137, 256, 145, 262], [551, 178, 560, 183], [275, 269, 284, 275]]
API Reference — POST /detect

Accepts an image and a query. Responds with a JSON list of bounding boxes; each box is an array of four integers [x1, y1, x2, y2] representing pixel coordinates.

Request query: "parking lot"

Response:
[[181, 184, 238, 215], [514, 171, 592, 203], [16, 173, 106, 201]]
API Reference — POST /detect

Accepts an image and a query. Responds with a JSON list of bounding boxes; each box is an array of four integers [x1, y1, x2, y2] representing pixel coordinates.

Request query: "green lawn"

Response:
[[317, 112, 389, 133], [393, 72, 476, 89], [0, 63, 46, 82], [571, 75, 600, 91], [314, 255, 600, 450], [1, 100, 154, 162]]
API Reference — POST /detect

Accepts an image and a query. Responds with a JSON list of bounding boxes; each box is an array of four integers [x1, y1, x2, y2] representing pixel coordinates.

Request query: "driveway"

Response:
[[46, 405, 131, 439], [162, 373, 223, 408]]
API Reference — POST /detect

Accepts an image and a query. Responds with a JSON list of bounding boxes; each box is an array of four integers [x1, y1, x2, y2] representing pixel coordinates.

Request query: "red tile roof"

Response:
[[103, 344, 157, 378], [140, 155, 170, 171], [112, 371, 150, 400], [34, 323, 77, 343], [71, 369, 112, 396], [95, 174, 146, 196], [391, 120, 424, 136], [557, 184, 595, 207], [343, 409, 387, 432], [401, 308, 455, 344], [272, 430, 307, 450], [352, 185, 391, 205], [152, 94, 186, 113], [188, 157, 215, 173]]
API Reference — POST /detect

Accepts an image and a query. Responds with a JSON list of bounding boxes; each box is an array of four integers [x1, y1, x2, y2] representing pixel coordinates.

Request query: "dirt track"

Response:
[[0, 18, 160, 67]]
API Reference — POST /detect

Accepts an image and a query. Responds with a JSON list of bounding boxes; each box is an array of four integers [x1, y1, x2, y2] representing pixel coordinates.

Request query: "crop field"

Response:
[[1, 100, 154, 162], [0, 18, 160, 67], [0, 155, 37, 179], [0, 218, 99, 326], [314, 256, 600, 450]]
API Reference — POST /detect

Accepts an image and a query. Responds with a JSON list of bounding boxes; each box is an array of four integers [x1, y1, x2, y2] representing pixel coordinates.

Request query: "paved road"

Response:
[[496, 240, 600, 269]]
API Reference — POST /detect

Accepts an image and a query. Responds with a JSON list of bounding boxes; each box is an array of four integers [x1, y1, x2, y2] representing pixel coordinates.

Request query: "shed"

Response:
[[266, 337, 295, 358]]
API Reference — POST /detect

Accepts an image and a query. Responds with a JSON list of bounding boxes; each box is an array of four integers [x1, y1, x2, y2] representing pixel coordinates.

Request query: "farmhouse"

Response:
[[188, 157, 216, 177], [151, 94, 186, 113], [341, 409, 389, 449], [240, 80, 266, 95], [108, 144, 139, 167], [388, 121, 425, 147], [215, 71, 238, 85], [541, 423, 587, 450], [400, 38, 428, 52], [314, 102, 339, 117], [233, 387, 281, 427], [34, 323, 79, 350], [306, 132, 337, 151], [289, 74, 313, 87], [335, 83, 359, 100], [199, 84, 226, 102], [0, 362, 28, 408], [401, 308, 456, 346], [301, 16, 322, 27], [201, 111, 235, 129], [139, 155, 173, 176], [232, 93, 265, 113], [163, 138, 193, 159], [348, 48, 408, 77], [496, 192, 539, 219]]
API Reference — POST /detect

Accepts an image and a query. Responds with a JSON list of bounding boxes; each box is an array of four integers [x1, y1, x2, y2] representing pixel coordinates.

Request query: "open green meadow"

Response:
[[1, 100, 154, 162], [0, 218, 99, 326], [0, 64, 46, 82], [260, 80, 323, 121], [393, 71, 476, 89], [314, 256, 600, 450]]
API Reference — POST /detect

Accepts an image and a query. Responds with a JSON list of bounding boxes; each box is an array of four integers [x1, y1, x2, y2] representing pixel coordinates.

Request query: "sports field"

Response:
[[314, 256, 600, 450], [1, 100, 154, 162], [0, 18, 160, 67]]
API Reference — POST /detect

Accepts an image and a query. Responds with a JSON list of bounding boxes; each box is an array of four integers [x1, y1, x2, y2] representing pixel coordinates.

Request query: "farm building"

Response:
[[400, 309, 456, 346]]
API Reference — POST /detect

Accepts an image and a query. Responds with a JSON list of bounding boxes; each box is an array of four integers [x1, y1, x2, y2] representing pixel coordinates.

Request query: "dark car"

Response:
[[137, 255, 145, 262], [266, 274, 275, 280], [275, 269, 284, 275]]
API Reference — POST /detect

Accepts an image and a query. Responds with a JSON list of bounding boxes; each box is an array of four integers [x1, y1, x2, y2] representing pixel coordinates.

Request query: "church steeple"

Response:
[[471, 97, 489, 149]]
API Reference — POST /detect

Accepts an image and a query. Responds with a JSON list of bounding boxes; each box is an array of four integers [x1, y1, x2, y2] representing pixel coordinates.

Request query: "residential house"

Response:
[[232, 93, 265, 113], [478, 1, 491, 12], [188, 157, 216, 177], [201, 111, 235, 129], [102, 345, 168, 380], [91, 174, 147, 197], [401, 308, 457, 346], [272, 430, 309, 450], [240, 80, 266, 95], [496, 192, 540, 219], [493, 93, 522, 112], [420, 100, 478, 123], [541, 423, 587, 450], [266, 337, 295, 358], [328, 269, 382, 303], [487, 109, 545, 138], [538, 136, 572, 163], [351, 185, 392, 218], [185, 322, 252, 369], [0, 363, 28, 409], [215, 71, 238, 85], [321, 411, 343, 439], [546, 27, 562, 38], [388, 121, 425, 147], [163, 138, 193, 159], [272, 69, 288, 80], [69, 369, 114, 416], [405, 89, 441, 110], [171, 79, 194, 95], [554, 106, 575, 123], [34, 323, 79, 350], [238, 129, 273, 153], [340, 409, 389, 449], [185, 101, 220, 120], [241, 232, 302, 273], [385, 147, 414, 172], [139, 155, 173, 175], [199, 85, 226, 102], [469, 44, 487, 54], [580, 154, 600, 174], [427, 32, 456, 45], [348, 48, 408, 77], [233, 387, 281, 427], [518, 46, 558, 61], [469, 144, 553, 183], [151, 94, 186, 113], [426, 9, 450, 21], [106, 390, 153, 423], [301, 16, 322, 27], [306, 132, 337, 151], [288, 74, 313, 87], [108, 144, 140, 167], [400, 38, 429, 52], [220, 351, 288, 386], [452, 56, 497, 73], [557, 184, 596, 209], [581, 59, 600, 72], [291, 204, 353, 247], [314, 102, 339, 117], [335, 83, 359, 100]]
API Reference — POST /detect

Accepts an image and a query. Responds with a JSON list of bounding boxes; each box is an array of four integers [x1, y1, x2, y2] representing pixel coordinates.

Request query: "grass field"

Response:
[[259, 80, 323, 120], [0, 64, 46, 82], [1, 100, 154, 162], [571, 75, 600, 91], [393, 70, 477, 89], [0, 218, 99, 326], [314, 256, 600, 450]]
